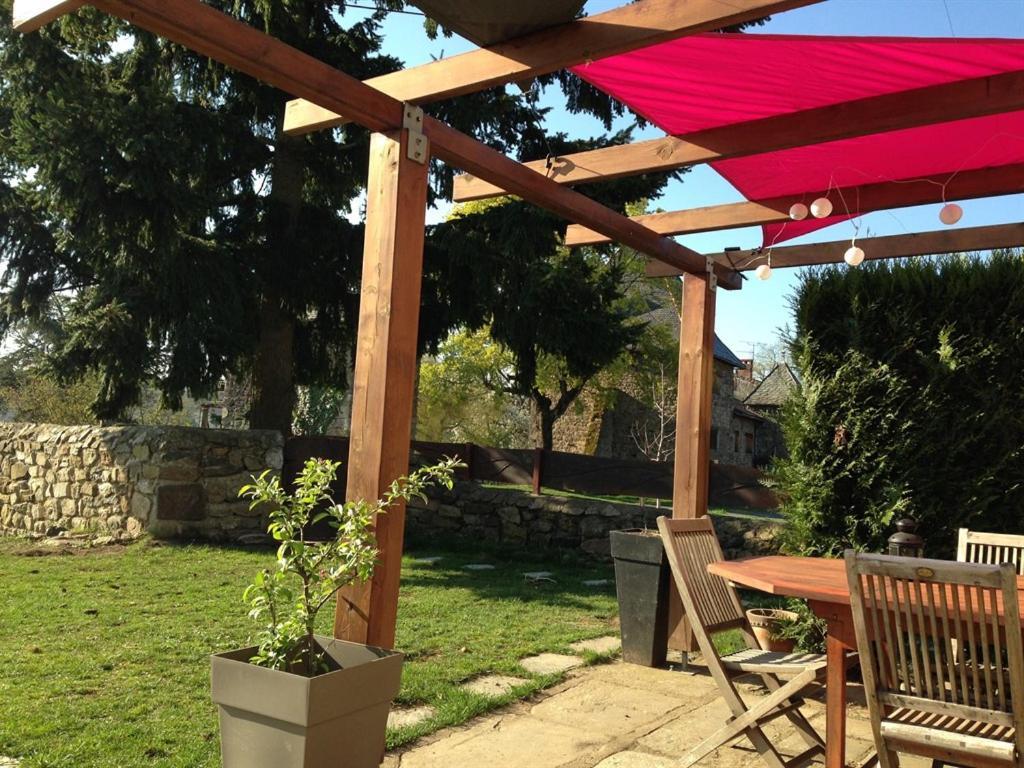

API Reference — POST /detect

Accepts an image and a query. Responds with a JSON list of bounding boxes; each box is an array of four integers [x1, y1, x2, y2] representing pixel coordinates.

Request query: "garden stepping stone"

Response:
[[412, 556, 443, 565], [523, 571, 553, 580], [463, 563, 495, 571], [387, 705, 436, 730], [0, 758, 20, 768], [520, 653, 583, 675], [583, 579, 612, 587], [461, 674, 530, 697], [570, 635, 621, 655]]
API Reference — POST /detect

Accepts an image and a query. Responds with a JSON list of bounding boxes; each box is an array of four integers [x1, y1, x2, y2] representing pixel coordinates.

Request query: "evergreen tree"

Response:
[[0, 2, 766, 436]]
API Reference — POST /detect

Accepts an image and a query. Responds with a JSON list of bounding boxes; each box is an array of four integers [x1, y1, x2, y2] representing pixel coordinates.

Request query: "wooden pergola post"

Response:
[[668, 268, 718, 652], [334, 117, 429, 649]]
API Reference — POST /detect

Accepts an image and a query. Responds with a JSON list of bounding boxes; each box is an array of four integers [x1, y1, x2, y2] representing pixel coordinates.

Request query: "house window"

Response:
[[733, 431, 740, 453], [710, 427, 719, 451], [745, 432, 755, 454]]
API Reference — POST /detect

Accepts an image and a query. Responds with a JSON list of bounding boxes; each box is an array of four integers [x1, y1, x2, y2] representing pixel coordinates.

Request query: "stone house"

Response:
[[553, 333, 770, 467], [743, 363, 800, 465]]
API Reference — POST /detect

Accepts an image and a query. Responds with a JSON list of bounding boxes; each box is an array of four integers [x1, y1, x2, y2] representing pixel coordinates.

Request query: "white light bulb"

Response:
[[789, 203, 809, 221], [939, 203, 963, 225], [755, 263, 772, 281], [844, 246, 865, 267], [810, 197, 833, 219]]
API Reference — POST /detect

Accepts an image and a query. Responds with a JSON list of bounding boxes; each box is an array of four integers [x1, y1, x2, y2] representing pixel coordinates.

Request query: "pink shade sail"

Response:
[[570, 34, 1024, 245]]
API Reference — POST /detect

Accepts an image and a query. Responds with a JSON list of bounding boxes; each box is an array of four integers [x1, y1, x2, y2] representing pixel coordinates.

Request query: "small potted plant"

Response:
[[210, 457, 458, 768], [746, 607, 799, 653]]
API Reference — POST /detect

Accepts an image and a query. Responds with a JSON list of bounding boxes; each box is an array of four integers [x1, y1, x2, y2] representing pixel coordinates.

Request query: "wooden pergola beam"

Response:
[[12, 0, 81, 31], [647, 222, 1024, 277], [76, 0, 736, 287], [454, 70, 1024, 202], [565, 163, 1024, 246], [282, 0, 821, 136]]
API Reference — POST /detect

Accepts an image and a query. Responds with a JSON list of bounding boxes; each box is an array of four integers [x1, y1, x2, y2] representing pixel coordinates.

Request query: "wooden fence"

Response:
[[284, 436, 777, 510]]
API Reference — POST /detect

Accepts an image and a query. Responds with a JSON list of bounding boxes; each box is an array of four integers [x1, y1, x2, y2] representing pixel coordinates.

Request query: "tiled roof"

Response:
[[744, 363, 800, 408]]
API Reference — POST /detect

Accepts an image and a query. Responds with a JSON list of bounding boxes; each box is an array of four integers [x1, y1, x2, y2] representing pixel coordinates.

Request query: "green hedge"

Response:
[[773, 252, 1024, 557]]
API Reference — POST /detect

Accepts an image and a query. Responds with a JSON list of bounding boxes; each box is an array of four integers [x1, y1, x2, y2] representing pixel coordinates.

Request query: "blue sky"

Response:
[[352, 0, 1024, 359]]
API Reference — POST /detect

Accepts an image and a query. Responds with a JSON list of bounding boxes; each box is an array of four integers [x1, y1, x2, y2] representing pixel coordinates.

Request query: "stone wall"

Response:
[[0, 423, 282, 541], [406, 480, 782, 560]]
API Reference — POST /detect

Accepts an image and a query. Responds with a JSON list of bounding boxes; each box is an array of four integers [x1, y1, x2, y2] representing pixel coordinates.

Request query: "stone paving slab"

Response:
[[399, 713, 603, 768], [583, 579, 613, 587], [388, 705, 436, 730], [570, 635, 621, 655], [593, 751, 675, 768], [520, 653, 583, 675], [387, 658, 889, 768], [523, 571, 554, 579], [0, 758, 19, 768], [463, 563, 496, 571], [462, 674, 530, 697], [411, 556, 443, 565], [529, 676, 681, 737]]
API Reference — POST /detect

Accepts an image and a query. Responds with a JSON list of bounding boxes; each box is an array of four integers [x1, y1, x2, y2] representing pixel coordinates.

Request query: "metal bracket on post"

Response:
[[402, 104, 428, 165], [705, 257, 718, 292]]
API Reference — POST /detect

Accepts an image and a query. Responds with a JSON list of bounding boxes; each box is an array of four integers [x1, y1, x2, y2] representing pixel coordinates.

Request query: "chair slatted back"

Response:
[[658, 516, 745, 637], [847, 552, 1024, 746], [958, 528, 1024, 576]]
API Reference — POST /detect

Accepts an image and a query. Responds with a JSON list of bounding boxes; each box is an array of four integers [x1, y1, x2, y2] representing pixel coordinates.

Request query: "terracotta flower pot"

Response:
[[211, 634, 403, 768], [746, 608, 798, 653]]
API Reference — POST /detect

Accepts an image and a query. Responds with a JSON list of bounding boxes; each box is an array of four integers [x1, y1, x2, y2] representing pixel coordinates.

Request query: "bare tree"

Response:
[[630, 364, 677, 462]]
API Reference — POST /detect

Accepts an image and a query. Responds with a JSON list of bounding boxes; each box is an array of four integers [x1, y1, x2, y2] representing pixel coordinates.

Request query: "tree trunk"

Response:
[[249, 126, 304, 434], [250, 290, 296, 433], [530, 395, 556, 450]]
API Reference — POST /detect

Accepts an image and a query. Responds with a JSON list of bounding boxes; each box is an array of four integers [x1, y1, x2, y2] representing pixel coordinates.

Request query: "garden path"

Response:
[[383, 657, 929, 768]]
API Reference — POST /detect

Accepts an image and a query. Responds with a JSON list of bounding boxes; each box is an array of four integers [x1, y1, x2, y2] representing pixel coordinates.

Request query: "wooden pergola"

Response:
[[14, 4, 1024, 766]]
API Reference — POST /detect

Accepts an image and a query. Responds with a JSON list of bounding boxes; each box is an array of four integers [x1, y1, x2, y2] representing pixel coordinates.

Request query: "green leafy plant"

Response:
[[239, 457, 460, 676], [775, 599, 827, 653]]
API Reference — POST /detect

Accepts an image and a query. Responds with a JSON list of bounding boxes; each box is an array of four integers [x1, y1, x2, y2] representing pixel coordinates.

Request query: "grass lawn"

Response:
[[0, 538, 618, 768]]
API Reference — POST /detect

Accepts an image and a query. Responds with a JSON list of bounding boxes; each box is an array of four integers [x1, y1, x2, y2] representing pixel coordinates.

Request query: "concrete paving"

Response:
[[462, 674, 531, 697], [384, 657, 934, 768], [520, 653, 584, 675], [388, 705, 436, 730]]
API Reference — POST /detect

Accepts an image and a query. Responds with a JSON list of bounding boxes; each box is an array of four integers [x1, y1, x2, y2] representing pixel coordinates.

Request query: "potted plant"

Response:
[[745, 607, 799, 653], [210, 457, 458, 768]]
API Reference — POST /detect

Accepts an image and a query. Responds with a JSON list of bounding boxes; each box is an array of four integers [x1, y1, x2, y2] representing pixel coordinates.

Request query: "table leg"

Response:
[[825, 631, 848, 768]]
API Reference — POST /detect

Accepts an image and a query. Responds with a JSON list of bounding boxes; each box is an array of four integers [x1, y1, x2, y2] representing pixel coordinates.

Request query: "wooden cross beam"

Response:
[[52, 0, 738, 288], [282, 0, 821, 136], [12, 0, 82, 31], [454, 70, 1024, 202], [646, 222, 1024, 277], [565, 163, 1024, 246]]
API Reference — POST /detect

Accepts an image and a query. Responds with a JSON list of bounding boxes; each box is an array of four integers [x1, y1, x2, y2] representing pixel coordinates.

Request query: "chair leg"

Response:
[[680, 668, 818, 768], [758, 672, 824, 751]]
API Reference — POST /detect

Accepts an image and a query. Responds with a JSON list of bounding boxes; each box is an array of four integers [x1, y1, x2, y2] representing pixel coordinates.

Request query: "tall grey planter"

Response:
[[211, 634, 403, 768]]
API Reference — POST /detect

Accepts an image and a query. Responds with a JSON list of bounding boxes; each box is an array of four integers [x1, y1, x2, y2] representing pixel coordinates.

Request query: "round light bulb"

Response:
[[755, 263, 772, 281], [939, 202, 963, 225], [844, 245, 865, 267], [789, 203, 809, 221], [810, 197, 833, 219]]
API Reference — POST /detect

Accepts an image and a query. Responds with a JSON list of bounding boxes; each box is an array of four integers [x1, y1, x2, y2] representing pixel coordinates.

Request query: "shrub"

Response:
[[772, 252, 1024, 557]]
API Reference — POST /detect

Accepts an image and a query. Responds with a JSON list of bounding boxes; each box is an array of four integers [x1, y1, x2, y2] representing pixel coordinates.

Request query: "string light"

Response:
[[810, 197, 833, 219], [939, 202, 963, 225], [844, 243, 865, 266], [789, 203, 809, 221], [755, 251, 773, 280]]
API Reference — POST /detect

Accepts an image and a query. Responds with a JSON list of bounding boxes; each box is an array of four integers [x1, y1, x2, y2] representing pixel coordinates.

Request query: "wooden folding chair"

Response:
[[657, 516, 827, 768], [846, 551, 1024, 768], [958, 528, 1024, 575]]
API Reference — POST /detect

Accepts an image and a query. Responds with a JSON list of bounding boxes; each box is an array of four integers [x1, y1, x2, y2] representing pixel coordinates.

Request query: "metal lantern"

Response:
[[888, 517, 925, 558]]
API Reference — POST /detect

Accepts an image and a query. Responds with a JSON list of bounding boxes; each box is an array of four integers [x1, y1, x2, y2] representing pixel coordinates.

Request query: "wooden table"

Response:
[[707, 555, 1024, 768]]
